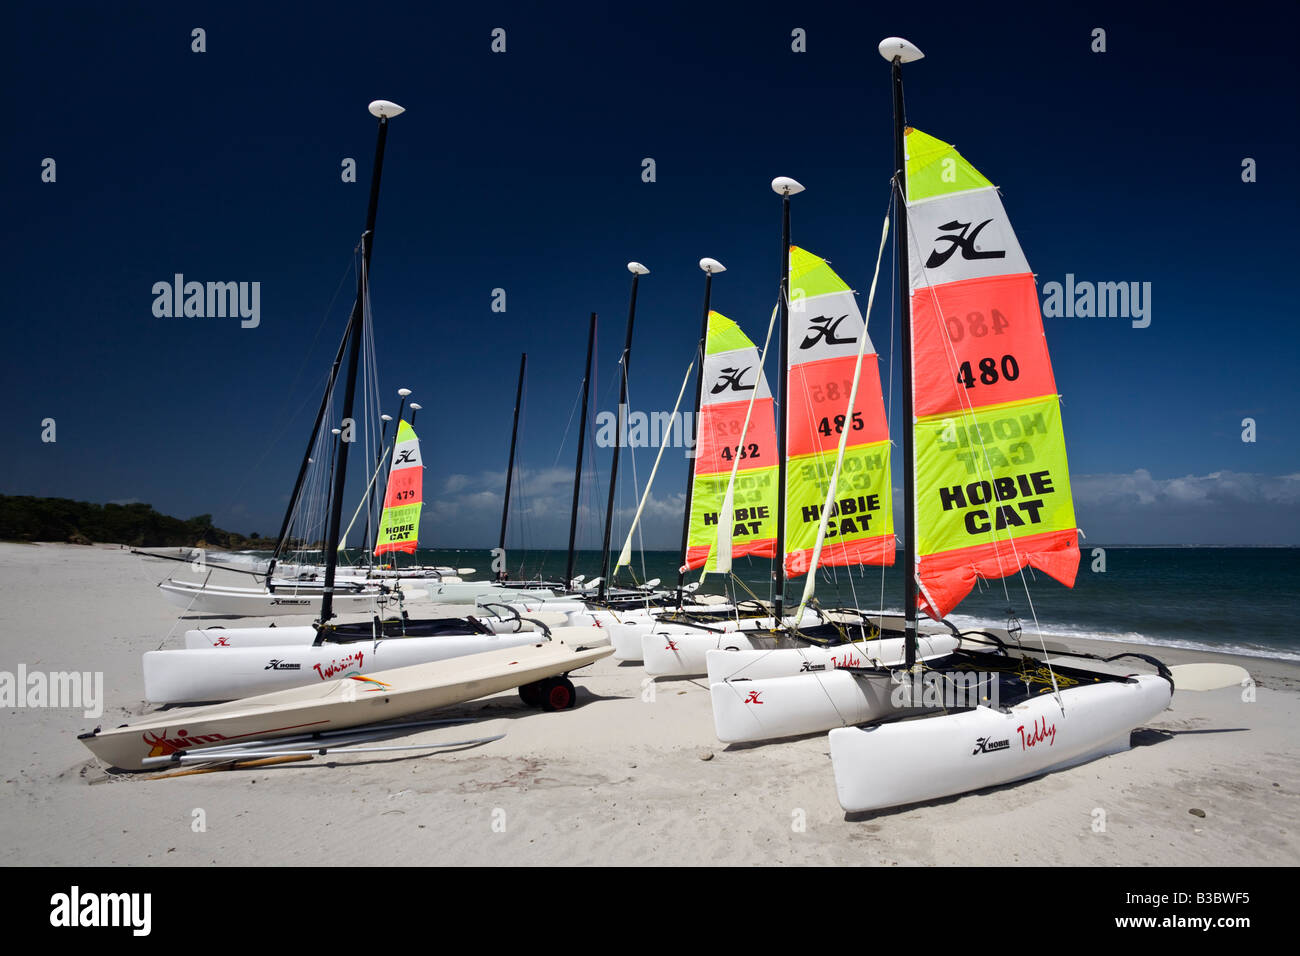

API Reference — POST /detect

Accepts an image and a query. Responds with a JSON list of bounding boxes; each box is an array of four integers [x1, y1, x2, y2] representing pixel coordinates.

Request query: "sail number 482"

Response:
[[720, 443, 759, 461], [957, 355, 1019, 389]]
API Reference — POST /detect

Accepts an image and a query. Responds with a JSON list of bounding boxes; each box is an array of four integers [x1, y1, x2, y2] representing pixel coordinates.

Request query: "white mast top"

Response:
[[771, 176, 805, 196], [877, 37, 924, 62], [699, 257, 726, 274], [627, 262, 650, 275], [368, 100, 406, 118]]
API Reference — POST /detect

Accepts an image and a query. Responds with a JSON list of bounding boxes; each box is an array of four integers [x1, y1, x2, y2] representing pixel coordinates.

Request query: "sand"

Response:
[[1, 541, 1297, 866]]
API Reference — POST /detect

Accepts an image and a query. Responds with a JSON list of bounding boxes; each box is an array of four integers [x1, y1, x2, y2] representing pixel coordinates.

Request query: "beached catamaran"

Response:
[[820, 38, 1179, 811], [641, 217, 958, 679], [87, 100, 611, 735]]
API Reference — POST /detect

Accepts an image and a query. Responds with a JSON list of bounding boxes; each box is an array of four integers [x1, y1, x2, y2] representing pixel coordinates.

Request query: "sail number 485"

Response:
[[817, 412, 864, 436], [957, 355, 1019, 390]]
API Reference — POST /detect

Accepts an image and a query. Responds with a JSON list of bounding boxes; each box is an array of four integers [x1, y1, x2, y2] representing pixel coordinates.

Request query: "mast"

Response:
[[879, 37, 925, 666], [496, 353, 527, 581], [319, 99, 405, 624], [599, 262, 649, 602], [266, 320, 351, 586], [676, 258, 725, 604], [565, 313, 597, 587], [771, 178, 804, 620]]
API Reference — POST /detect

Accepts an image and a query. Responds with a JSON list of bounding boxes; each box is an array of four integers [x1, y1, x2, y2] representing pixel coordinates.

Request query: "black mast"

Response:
[[266, 320, 352, 587], [565, 313, 597, 587], [771, 180, 802, 620], [496, 353, 527, 581], [599, 263, 649, 601], [676, 259, 723, 604], [319, 100, 403, 624], [882, 38, 923, 667]]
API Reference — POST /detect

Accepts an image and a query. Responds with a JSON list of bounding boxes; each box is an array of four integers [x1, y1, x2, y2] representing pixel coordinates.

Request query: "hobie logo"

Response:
[[925, 219, 1006, 268], [264, 659, 300, 671], [395, 448, 418, 465], [744, 690, 763, 705], [799, 314, 854, 349], [151, 275, 261, 328], [711, 366, 756, 394], [972, 736, 1010, 755]]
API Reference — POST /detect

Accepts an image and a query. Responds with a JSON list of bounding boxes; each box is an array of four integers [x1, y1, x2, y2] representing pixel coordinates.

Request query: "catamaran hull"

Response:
[[157, 580, 419, 617], [144, 632, 546, 703], [640, 610, 828, 677], [417, 582, 554, 605], [642, 629, 757, 677], [711, 667, 904, 743], [182, 611, 569, 650], [827, 674, 1172, 812], [704, 635, 960, 683], [80, 630, 614, 771]]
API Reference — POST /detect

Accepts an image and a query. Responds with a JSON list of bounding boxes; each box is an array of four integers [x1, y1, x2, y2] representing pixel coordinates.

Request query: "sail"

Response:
[[905, 127, 1078, 619], [685, 312, 778, 571], [374, 419, 423, 556], [784, 247, 894, 576]]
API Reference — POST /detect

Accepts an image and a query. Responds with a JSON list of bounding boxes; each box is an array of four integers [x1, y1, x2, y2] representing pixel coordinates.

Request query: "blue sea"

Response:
[[366, 546, 1300, 663]]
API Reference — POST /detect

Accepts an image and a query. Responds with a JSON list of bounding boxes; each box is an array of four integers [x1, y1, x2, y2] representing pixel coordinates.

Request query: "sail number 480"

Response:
[[957, 355, 1019, 390], [945, 310, 1009, 342]]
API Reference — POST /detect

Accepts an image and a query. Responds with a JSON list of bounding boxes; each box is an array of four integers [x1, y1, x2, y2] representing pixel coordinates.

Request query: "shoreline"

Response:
[[1, 542, 1297, 866]]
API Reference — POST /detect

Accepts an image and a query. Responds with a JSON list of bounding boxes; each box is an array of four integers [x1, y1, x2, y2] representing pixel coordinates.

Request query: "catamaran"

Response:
[[133, 98, 608, 706]]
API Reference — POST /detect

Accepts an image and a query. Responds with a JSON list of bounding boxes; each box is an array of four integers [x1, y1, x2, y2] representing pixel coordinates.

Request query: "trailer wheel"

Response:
[[540, 676, 576, 711], [519, 680, 544, 707]]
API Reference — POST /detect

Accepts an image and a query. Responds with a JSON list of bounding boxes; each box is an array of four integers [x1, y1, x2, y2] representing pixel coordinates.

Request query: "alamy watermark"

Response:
[[1041, 274, 1151, 328], [1, 665, 102, 718], [152, 274, 260, 328], [595, 404, 696, 455]]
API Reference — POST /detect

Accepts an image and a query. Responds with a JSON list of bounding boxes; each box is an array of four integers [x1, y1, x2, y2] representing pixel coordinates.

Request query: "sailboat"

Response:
[[110, 99, 609, 711], [823, 38, 1179, 811]]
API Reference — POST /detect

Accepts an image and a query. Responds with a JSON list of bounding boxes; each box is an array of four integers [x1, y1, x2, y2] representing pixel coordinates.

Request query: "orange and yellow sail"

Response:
[[375, 419, 423, 556], [783, 247, 894, 576], [685, 312, 778, 571], [905, 127, 1079, 619]]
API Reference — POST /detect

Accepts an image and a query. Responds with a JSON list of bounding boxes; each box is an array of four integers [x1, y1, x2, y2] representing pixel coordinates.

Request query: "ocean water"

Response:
[[383, 546, 1300, 663]]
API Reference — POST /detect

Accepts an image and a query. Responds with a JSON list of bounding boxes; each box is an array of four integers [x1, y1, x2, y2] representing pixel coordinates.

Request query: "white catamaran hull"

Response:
[[157, 580, 420, 617], [704, 634, 960, 683], [182, 611, 572, 650], [706, 636, 964, 743], [144, 631, 549, 703], [418, 582, 555, 605], [641, 611, 826, 677], [81, 630, 614, 770], [827, 673, 1172, 812]]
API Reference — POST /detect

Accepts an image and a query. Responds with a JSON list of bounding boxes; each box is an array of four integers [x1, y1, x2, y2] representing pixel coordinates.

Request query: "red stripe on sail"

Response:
[[786, 356, 889, 459], [684, 537, 777, 571], [786, 535, 895, 577], [382, 469, 420, 507], [695, 397, 777, 476], [915, 528, 1079, 620], [375, 539, 418, 556], [911, 273, 1057, 419]]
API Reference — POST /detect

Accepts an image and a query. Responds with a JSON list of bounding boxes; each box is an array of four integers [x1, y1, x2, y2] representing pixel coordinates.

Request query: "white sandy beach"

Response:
[[1, 541, 1296, 866]]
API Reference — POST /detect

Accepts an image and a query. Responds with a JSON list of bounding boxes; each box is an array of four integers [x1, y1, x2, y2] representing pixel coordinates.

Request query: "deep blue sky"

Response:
[[3, 1, 1298, 549]]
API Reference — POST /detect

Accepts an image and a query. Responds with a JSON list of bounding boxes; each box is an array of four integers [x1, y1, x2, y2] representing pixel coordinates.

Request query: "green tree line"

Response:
[[0, 495, 269, 549]]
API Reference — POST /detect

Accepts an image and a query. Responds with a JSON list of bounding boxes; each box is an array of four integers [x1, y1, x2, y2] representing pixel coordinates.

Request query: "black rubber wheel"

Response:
[[519, 680, 544, 707], [540, 676, 576, 711]]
